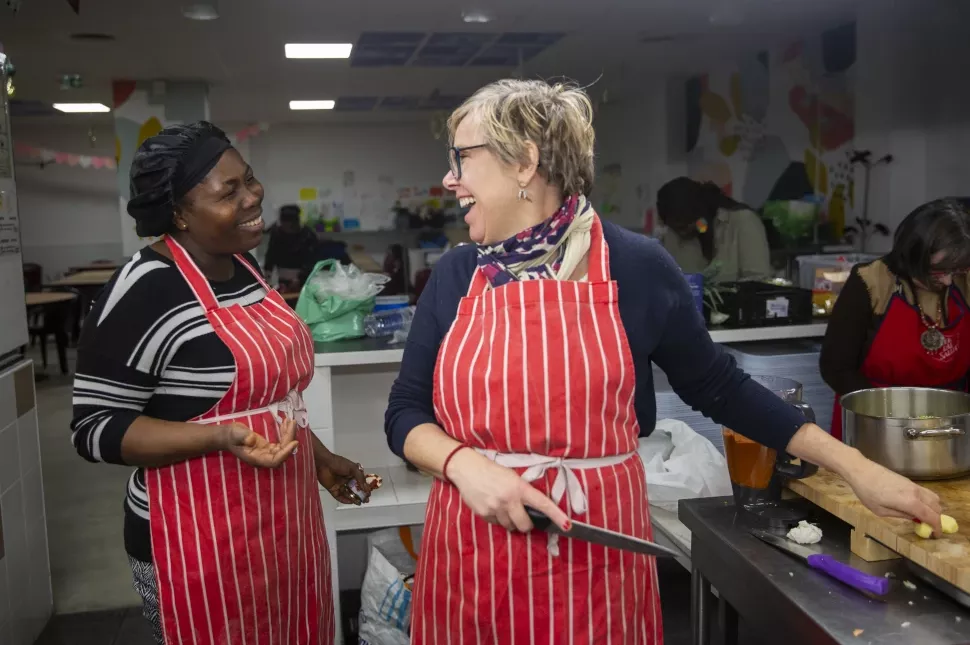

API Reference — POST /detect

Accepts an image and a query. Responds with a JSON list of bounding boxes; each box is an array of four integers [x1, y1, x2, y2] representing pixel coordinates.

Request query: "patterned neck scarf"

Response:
[[477, 194, 591, 288]]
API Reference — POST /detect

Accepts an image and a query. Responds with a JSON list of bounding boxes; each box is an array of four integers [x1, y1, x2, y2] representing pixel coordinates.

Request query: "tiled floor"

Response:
[[33, 607, 154, 645]]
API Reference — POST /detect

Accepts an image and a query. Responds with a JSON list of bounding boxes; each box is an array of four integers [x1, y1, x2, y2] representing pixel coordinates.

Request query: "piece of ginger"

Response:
[[942, 514, 959, 534], [914, 514, 959, 538]]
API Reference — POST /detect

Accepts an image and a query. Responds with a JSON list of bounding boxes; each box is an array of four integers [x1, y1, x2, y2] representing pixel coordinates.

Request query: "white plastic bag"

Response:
[[309, 261, 389, 303], [358, 527, 420, 645], [639, 418, 732, 512]]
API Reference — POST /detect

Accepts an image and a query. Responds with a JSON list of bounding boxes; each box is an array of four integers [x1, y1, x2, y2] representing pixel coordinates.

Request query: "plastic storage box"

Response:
[[795, 254, 879, 291]]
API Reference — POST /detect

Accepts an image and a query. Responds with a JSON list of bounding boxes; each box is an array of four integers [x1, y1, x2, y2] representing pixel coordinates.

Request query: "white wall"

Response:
[[593, 82, 688, 232], [853, 0, 970, 251], [12, 124, 120, 281]]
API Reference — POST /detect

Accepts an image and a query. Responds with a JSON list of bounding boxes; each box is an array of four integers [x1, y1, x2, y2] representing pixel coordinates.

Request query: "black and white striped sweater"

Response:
[[71, 246, 267, 562]]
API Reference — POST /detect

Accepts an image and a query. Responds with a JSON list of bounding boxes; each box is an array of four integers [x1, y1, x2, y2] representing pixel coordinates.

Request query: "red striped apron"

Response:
[[413, 215, 662, 644], [147, 236, 333, 645]]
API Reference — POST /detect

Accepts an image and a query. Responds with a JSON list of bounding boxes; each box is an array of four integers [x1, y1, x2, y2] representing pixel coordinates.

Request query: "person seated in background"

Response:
[[656, 176, 772, 282], [820, 198, 970, 441], [264, 204, 319, 291], [380, 243, 411, 296]]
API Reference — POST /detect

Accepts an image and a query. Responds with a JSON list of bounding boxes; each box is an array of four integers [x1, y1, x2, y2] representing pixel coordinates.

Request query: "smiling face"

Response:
[[173, 148, 265, 255], [442, 114, 525, 244]]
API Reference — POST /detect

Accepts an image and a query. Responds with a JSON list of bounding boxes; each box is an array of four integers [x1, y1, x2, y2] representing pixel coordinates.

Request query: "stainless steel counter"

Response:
[[679, 497, 970, 645]]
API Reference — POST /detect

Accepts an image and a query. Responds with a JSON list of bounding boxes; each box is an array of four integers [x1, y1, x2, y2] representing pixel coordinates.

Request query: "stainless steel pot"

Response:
[[841, 387, 970, 480]]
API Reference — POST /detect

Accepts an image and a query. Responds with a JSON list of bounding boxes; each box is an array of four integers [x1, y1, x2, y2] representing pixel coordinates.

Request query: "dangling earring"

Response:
[[517, 184, 531, 201]]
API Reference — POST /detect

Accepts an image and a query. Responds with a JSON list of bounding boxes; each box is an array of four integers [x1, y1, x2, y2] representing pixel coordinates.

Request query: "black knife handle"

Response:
[[525, 506, 553, 531]]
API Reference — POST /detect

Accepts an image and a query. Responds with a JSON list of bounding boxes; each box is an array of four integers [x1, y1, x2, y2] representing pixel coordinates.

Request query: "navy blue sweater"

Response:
[[384, 220, 806, 457]]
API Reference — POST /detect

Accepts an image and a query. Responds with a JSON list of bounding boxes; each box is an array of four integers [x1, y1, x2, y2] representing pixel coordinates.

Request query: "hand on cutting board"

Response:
[[447, 449, 570, 533], [223, 419, 299, 469], [318, 453, 371, 505], [845, 457, 943, 536]]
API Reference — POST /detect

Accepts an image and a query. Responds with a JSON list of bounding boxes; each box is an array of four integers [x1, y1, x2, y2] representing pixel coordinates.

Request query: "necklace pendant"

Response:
[[921, 327, 946, 353]]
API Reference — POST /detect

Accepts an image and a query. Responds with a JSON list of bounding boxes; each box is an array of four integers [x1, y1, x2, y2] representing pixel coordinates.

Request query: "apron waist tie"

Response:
[[196, 389, 309, 428], [474, 448, 636, 556]]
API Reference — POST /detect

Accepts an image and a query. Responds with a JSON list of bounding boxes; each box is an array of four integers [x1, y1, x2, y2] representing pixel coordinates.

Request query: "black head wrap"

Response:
[[126, 121, 233, 237]]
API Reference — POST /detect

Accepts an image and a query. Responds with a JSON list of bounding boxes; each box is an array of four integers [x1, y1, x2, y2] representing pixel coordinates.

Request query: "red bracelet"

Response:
[[442, 444, 468, 483]]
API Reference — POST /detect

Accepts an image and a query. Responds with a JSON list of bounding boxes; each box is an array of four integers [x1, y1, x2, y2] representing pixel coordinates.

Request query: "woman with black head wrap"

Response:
[[656, 176, 772, 281], [71, 121, 369, 644]]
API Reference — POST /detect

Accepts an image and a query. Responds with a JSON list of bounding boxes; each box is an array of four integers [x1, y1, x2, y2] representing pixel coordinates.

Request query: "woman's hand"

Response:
[[223, 419, 299, 469], [317, 453, 370, 505], [787, 423, 944, 535], [447, 449, 569, 532], [844, 457, 943, 535]]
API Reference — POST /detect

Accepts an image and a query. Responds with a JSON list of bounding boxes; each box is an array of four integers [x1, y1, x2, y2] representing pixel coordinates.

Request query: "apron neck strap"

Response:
[[586, 214, 609, 282], [164, 236, 227, 312], [234, 252, 273, 291]]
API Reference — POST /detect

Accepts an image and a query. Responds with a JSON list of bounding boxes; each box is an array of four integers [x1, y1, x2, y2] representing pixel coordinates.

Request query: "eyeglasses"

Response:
[[448, 144, 488, 180]]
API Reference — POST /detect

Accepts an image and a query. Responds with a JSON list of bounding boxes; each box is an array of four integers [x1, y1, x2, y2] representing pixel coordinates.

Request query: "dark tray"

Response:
[[707, 281, 814, 328]]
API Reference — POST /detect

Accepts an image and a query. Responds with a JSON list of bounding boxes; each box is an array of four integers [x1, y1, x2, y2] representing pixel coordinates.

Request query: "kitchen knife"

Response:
[[750, 529, 889, 596], [525, 507, 680, 558]]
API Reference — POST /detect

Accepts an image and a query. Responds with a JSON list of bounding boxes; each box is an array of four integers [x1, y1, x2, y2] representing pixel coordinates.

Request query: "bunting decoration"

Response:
[[14, 143, 117, 169], [229, 122, 270, 145], [14, 123, 270, 170]]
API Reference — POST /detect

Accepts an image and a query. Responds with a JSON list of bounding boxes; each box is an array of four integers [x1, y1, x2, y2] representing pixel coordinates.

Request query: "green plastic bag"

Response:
[[295, 260, 380, 342]]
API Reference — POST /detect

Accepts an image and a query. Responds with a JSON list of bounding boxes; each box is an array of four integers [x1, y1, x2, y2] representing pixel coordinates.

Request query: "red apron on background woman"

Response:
[[147, 237, 333, 644], [832, 282, 970, 441], [413, 215, 662, 644]]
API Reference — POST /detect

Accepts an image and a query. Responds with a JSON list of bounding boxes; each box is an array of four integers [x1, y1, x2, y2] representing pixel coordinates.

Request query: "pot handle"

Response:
[[905, 427, 965, 440]]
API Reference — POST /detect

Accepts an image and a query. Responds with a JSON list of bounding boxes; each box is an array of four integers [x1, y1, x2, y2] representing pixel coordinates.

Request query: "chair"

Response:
[[27, 299, 71, 375], [22, 263, 42, 292]]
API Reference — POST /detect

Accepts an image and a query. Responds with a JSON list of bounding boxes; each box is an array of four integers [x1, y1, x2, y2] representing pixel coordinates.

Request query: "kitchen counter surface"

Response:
[[679, 497, 970, 645], [313, 322, 828, 367]]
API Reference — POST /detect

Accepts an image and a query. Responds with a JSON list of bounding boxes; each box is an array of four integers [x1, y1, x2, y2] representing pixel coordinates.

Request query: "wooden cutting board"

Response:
[[787, 469, 970, 594]]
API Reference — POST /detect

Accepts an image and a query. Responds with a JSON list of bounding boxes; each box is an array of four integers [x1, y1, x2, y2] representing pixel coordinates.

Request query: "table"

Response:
[[26, 292, 77, 306], [49, 269, 115, 287], [68, 262, 121, 273], [679, 497, 970, 645], [25, 291, 77, 375], [47, 269, 115, 343]]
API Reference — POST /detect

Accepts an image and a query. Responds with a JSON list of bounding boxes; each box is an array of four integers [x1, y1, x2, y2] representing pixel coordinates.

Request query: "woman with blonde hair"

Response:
[[385, 79, 942, 643]]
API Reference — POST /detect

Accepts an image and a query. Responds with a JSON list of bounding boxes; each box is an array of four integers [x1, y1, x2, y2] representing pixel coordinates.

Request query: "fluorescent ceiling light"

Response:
[[53, 103, 110, 113], [182, 3, 219, 20], [462, 10, 493, 23], [285, 43, 353, 59], [289, 100, 335, 110]]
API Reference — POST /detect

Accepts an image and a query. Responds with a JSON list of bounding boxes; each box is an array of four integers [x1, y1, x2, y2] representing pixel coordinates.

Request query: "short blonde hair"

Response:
[[447, 79, 596, 196]]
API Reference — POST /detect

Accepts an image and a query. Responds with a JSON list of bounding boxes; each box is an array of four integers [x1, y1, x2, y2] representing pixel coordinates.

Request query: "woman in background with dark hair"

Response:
[[656, 176, 772, 281], [821, 198, 970, 441]]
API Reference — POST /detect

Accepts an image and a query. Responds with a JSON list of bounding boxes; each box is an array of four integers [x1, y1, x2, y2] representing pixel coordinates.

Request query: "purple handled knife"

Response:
[[750, 529, 890, 596]]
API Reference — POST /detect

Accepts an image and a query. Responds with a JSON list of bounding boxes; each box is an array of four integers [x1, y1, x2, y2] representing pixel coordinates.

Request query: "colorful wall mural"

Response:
[[684, 22, 856, 241]]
